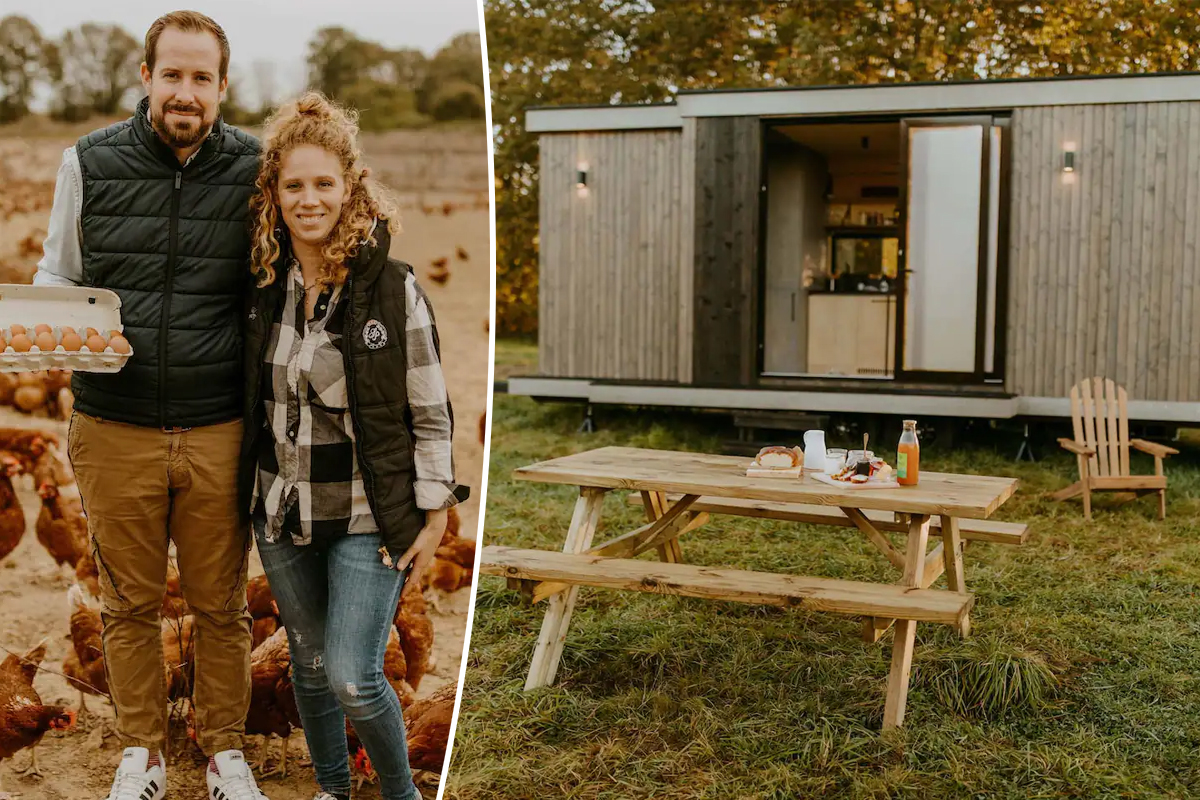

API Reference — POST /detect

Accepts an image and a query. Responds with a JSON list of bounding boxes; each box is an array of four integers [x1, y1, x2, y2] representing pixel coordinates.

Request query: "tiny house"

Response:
[[509, 74, 1200, 425]]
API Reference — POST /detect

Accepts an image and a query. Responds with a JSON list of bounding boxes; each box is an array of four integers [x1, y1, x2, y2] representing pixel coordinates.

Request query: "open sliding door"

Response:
[[896, 117, 1005, 382]]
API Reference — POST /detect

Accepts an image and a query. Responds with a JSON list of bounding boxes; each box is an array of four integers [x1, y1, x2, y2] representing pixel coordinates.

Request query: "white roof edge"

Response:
[[528, 74, 1200, 132], [526, 104, 683, 132]]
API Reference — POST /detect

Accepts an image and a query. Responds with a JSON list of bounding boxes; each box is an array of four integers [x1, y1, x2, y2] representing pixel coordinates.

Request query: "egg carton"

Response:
[[0, 284, 131, 373]]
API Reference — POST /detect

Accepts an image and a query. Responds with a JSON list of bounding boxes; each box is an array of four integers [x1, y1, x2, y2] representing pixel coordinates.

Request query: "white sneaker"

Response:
[[206, 750, 268, 800], [105, 747, 166, 800]]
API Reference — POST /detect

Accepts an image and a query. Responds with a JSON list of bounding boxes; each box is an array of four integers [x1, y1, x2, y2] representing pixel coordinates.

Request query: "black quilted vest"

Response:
[[73, 97, 260, 428], [238, 227, 448, 557]]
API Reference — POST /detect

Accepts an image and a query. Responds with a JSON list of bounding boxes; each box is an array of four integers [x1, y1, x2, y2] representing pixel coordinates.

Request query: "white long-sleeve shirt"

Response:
[[35, 147, 87, 288]]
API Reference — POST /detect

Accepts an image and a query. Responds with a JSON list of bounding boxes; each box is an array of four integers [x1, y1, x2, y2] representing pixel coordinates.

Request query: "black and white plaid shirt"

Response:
[[253, 259, 463, 545]]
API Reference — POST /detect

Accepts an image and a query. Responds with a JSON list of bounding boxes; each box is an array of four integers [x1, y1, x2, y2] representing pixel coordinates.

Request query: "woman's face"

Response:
[[277, 144, 351, 248]]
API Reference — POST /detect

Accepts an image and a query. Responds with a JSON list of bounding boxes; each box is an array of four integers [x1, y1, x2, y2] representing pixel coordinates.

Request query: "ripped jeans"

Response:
[[253, 510, 418, 800]]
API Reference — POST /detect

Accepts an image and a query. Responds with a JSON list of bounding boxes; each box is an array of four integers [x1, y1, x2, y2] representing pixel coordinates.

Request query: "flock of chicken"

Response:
[[0, 427, 477, 794]]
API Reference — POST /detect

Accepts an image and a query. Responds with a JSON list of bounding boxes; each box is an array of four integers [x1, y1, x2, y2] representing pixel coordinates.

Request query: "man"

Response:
[[35, 11, 267, 800]]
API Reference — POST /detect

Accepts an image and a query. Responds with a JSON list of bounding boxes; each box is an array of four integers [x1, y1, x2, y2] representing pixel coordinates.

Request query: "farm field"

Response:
[[0, 120, 491, 800], [448, 340, 1200, 800]]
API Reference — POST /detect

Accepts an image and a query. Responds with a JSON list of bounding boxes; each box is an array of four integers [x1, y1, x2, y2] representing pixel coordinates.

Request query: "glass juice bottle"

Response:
[[897, 419, 920, 486]]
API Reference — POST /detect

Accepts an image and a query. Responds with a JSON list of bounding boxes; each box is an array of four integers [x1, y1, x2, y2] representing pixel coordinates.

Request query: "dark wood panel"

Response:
[[692, 116, 762, 386]]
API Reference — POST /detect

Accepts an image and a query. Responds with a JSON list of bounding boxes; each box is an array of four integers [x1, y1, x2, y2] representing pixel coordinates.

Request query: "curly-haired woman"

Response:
[[237, 91, 468, 800]]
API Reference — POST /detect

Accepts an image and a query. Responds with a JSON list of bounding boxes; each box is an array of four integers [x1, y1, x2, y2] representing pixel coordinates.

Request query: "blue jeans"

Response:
[[253, 514, 419, 800]]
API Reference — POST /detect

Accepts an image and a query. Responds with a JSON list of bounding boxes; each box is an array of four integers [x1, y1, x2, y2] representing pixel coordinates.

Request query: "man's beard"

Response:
[[150, 102, 212, 149]]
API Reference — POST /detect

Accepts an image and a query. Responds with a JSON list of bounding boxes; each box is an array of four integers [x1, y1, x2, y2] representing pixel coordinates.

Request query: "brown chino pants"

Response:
[[68, 411, 252, 755]]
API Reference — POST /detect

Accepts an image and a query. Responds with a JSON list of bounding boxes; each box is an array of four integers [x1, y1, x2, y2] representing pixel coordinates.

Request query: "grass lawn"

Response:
[[448, 340, 1200, 800]]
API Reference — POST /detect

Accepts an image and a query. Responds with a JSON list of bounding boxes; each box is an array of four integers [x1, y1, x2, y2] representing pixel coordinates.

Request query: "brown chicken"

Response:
[[349, 682, 458, 786], [383, 627, 416, 709], [246, 626, 300, 777], [0, 429, 54, 464], [394, 579, 434, 691], [247, 574, 282, 648], [74, 551, 101, 603], [63, 584, 109, 717], [161, 562, 189, 621], [0, 470, 25, 564], [35, 482, 87, 569], [424, 507, 476, 594], [0, 640, 75, 791], [404, 682, 458, 773], [161, 615, 196, 702]]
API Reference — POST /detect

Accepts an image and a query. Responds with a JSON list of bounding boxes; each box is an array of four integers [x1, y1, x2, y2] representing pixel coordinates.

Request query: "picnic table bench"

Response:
[[481, 446, 1023, 729]]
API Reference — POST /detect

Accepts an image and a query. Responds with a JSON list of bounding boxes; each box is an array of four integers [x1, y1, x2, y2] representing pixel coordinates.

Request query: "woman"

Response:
[[238, 92, 468, 800]]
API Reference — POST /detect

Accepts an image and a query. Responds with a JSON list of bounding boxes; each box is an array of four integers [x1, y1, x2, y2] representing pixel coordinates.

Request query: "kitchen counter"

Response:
[[807, 294, 896, 377]]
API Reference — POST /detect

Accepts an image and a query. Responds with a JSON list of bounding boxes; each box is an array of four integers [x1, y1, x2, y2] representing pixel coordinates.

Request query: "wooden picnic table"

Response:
[[481, 445, 1022, 729]]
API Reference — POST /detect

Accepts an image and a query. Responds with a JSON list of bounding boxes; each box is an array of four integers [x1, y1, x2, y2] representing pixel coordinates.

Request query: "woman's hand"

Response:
[[395, 508, 448, 587]]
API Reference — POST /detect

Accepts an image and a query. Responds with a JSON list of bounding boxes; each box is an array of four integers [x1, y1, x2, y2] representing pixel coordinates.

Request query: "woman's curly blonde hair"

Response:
[[249, 91, 400, 289]]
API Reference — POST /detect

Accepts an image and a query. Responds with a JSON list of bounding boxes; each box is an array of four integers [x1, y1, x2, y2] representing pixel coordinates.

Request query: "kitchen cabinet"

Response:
[[806, 294, 895, 377]]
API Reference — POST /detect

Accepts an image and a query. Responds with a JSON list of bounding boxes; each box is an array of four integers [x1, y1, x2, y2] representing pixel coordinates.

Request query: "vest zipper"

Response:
[[159, 171, 182, 427]]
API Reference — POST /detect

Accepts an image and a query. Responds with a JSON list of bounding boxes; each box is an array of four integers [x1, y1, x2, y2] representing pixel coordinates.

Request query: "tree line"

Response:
[[486, 0, 1200, 335], [0, 15, 485, 128]]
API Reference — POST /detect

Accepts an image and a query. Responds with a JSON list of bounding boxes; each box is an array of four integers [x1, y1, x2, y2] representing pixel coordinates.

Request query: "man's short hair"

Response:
[[144, 10, 230, 81]]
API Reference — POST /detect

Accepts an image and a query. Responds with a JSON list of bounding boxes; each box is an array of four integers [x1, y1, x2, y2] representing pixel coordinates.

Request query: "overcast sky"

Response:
[[8, 0, 484, 107]]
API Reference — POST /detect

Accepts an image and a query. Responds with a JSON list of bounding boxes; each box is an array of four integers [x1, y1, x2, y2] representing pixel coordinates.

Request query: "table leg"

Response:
[[882, 513, 930, 730], [525, 487, 607, 690], [642, 490, 683, 563], [939, 515, 970, 638]]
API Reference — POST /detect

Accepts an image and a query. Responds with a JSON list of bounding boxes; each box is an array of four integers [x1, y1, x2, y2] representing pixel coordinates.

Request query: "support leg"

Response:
[[1156, 456, 1166, 520], [882, 514, 930, 730], [939, 515, 969, 638], [642, 491, 683, 563], [525, 488, 607, 690], [1079, 457, 1092, 521]]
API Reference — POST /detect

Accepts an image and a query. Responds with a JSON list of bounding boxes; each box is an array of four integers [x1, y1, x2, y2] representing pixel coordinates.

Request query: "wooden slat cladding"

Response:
[[537, 130, 684, 381], [1009, 103, 1200, 401], [692, 116, 763, 386]]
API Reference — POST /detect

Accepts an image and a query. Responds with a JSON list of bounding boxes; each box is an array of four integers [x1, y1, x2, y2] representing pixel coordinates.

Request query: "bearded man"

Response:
[[35, 10, 267, 800]]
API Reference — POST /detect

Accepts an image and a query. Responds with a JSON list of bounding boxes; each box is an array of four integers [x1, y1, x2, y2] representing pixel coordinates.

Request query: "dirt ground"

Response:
[[0, 122, 491, 799]]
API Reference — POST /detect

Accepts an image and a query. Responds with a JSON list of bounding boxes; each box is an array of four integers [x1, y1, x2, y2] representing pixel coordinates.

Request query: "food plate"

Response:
[[810, 472, 901, 490], [0, 284, 131, 373]]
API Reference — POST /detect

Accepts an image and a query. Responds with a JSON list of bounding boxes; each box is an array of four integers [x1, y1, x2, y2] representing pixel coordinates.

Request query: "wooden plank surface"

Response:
[[1007, 102, 1200, 402], [536, 130, 685, 382], [482, 546, 974, 626], [517, 446, 1019, 519]]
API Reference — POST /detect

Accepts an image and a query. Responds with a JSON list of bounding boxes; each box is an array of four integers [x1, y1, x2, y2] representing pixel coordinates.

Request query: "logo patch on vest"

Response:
[[248, 306, 258, 321], [363, 319, 388, 350]]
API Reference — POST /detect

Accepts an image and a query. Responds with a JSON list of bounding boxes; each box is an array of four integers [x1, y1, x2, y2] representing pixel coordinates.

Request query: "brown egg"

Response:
[[84, 327, 99, 339], [33, 324, 52, 335], [0, 332, 6, 349], [34, 331, 56, 351], [60, 326, 77, 336], [60, 332, 82, 352], [10, 324, 25, 337], [108, 334, 131, 355], [85, 334, 107, 353], [10, 334, 32, 352]]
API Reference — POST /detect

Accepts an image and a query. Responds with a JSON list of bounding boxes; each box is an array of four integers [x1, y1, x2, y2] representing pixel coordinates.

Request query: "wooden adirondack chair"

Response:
[[1052, 377, 1178, 520]]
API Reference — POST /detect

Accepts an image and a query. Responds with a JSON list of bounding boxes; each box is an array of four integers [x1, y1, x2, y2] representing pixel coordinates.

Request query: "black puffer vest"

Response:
[[238, 226, 440, 558], [73, 97, 260, 428]]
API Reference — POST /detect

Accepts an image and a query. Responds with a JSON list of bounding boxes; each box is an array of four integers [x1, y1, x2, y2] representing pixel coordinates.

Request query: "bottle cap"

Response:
[[903, 419, 917, 426]]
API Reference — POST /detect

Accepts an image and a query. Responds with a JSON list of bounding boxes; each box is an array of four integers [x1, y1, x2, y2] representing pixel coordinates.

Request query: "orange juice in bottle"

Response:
[[897, 419, 920, 486]]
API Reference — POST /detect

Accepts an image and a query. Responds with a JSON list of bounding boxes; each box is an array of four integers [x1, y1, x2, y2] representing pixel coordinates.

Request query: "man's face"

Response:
[[140, 27, 227, 151]]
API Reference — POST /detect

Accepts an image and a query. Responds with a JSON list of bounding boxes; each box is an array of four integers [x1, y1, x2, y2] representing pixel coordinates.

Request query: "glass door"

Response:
[[896, 117, 1000, 381]]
